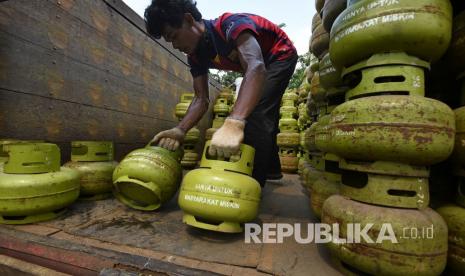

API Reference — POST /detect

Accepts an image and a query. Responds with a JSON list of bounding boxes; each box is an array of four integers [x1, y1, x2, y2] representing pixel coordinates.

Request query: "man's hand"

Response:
[[209, 118, 245, 158], [150, 127, 185, 151]]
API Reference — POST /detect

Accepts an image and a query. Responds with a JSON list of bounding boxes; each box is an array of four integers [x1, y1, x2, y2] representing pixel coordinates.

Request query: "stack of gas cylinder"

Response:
[[436, 4, 465, 274], [303, 0, 462, 275], [297, 81, 312, 176], [300, 54, 325, 198], [297, 69, 312, 179], [277, 89, 300, 173], [175, 93, 200, 168], [304, 0, 349, 218], [309, 52, 346, 219], [206, 89, 235, 140]]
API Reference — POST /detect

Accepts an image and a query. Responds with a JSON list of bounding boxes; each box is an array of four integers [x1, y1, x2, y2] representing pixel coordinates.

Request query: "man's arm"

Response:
[[178, 74, 210, 133], [208, 32, 266, 158], [150, 74, 209, 151], [229, 32, 266, 120]]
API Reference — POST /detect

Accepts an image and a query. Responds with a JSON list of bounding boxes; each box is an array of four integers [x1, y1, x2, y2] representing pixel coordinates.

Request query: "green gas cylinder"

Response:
[[302, 126, 317, 152], [301, 162, 311, 188], [212, 114, 227, 129], [306, 166, 324, 194], [311, 72, 326, 102], [310, 53, 319, 73], [343, 53, 430, 101], [323, 195, 448, 276], [64, 141, 118, 200], [310, 153, 341, 219], [304, 123, 319, 153], [298, 103, 311, 129], [282, 99, 296, 107], [277, 132, 300, 148], [328, 95, 455, 165], [437, 204, 465, 274], [184, 127, 200, 144], [205, 128, 217, 140], [175, 93, 194, 119], [279, 118, 299, 133], [280, 105, 298, 118], [319, 52, 343, 89], [0, 143, 80, 224], [213, 98, 231, 115], [181, 144, 199, 169], [311, 13, 330, 59], [113, 144, 182, 211], [279, 148, 299, 173], [306, 91, 319, 116], [298, 156, 306, 176], [448, 10, 465, 75], [304, 153, 325, 194], [339, 160, 430, 209], [321, 0, 346, 33], [299, 82, 310, 101], [178, 142, 261, 233], [453, 106, 465, 171], [0, 139, 20, 164], [330, 0, 452, 69], [316, 0, 325, 13], [282, 89, 299, 103], [315, 114, 331, 153], [218, 89, 235, 104]]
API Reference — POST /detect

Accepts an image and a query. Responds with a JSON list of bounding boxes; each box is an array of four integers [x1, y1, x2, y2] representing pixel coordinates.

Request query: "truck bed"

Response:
[[0, 174, 341, 276]]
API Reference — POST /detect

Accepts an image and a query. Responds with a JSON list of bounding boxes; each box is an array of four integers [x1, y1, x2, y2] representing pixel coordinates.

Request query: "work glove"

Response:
[[150, 127, 185, 151], [209, 117, 245, 159]]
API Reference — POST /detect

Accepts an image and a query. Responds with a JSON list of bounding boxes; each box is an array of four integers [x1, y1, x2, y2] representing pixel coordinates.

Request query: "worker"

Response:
[[145, 0, 297, 187]]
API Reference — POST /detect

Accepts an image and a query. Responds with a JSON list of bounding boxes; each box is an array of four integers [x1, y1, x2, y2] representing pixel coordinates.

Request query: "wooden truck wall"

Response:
[[0, 0, 221, 161]]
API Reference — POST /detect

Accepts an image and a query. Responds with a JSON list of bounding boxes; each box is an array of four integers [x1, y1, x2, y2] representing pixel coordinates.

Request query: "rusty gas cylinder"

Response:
[[323, 195, 448, 275], [328, 95, 455, 165], [330, 0, 452, 69]]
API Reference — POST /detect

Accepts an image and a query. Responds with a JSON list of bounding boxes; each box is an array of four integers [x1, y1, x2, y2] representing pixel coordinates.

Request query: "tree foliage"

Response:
[[210, 70, 242, 88]]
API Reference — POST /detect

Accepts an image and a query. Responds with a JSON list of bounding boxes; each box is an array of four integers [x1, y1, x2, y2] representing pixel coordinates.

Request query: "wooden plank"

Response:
[[0, 8, 186, 120], [0, 227, 222, 276], [0, 232, 113, 275], [45, 195, 263, 268], [0, 89, 174, 143], [0, 254, 70, 276], [0, 89, 173, 160], [6, 225, 62, 237], [99, 0, 222, 90], [0, 0, 218, 157]]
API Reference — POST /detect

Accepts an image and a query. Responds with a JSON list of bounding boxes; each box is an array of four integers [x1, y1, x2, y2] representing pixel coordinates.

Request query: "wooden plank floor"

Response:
[[0, 174, 342, 276]]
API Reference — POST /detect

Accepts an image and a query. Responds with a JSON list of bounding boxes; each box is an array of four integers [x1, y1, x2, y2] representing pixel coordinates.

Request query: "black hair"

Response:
[[144, 0, 202, 39]]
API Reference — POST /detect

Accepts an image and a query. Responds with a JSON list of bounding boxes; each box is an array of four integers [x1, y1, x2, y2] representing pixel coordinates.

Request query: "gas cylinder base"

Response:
[[113, 177, 161, 211], [183, 214, 243, 233], [0, 208, 67, 225]]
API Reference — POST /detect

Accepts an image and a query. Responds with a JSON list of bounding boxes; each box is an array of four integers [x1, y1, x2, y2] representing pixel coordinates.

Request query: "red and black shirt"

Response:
[[188, 13, 297, 77]]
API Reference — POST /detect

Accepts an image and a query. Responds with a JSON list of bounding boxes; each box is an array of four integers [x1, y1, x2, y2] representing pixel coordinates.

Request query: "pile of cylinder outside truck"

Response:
[[297, 0, 465, 274]]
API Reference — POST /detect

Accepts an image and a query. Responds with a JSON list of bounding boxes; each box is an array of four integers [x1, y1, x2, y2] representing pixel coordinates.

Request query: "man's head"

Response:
[[145, 0, 204, 55]]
